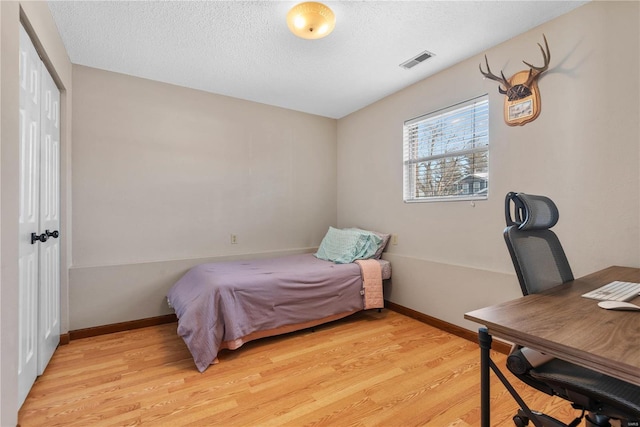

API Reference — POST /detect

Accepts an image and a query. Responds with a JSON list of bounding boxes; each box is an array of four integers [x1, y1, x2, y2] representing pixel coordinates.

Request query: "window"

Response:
[[403, 95, 489, 202]]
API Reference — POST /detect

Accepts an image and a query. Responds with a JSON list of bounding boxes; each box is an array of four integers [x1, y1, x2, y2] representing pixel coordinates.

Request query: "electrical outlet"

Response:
[[391, 234, 398, 245], [230, 234, 237, 244]]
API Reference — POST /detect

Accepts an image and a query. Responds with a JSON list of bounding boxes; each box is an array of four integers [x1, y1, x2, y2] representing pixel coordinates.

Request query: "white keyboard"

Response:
[[582, 281, 640, 302]]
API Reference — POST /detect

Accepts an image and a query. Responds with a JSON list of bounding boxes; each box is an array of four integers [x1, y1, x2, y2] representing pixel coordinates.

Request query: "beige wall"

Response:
[[0, 1, 72, 424], [70, 65, 337, 328], [337, 1, 640, 330]]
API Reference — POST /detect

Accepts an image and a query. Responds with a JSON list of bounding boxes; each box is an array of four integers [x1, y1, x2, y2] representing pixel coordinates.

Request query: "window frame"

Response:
[[403, 94, 489, 203]]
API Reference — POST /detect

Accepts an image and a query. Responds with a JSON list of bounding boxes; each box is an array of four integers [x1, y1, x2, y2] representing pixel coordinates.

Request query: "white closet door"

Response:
[[18, 24, 42, 408], [17, 24, 61, 407], [38, 62, 61, 375]]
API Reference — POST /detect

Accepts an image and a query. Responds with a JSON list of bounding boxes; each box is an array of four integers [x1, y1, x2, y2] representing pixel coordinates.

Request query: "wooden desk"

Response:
[[465, 266, 640, 427], [465, 266, 640, 385]]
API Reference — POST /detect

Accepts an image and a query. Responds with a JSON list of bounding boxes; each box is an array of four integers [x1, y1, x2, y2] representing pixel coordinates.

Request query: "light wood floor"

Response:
[[19, 310, 577, 426]]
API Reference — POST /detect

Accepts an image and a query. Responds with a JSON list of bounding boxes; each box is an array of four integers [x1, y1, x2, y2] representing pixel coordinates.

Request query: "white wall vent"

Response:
[[399, 50, 435, 70]]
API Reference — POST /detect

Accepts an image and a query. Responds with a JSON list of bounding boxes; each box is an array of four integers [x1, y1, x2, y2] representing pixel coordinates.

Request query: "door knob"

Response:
[[46, 229, 59, 239], [31, 232, 48, 244]]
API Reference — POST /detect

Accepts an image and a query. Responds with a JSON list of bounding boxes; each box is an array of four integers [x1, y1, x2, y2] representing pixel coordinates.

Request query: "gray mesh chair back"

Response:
[[503, 192, 573, 295]]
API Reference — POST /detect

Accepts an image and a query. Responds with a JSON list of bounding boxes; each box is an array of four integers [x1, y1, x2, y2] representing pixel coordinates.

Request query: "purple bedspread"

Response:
[[167, 253, 363, 372]]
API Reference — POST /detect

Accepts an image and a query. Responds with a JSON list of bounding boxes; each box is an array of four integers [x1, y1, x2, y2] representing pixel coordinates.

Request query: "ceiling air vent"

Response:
[[399, 50, 435, 70]]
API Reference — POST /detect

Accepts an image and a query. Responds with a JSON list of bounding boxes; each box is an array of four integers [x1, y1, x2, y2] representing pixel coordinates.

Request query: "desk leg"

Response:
[[477, 328, 545, 427], [479, 327, 492, 427]]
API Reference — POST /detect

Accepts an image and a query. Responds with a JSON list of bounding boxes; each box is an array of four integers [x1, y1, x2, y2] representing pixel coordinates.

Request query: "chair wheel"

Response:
[[513, 415, 529, 426]]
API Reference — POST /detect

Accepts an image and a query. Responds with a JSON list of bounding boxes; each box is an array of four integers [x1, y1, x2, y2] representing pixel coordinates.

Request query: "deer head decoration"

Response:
[[479, 35, 550, 126]]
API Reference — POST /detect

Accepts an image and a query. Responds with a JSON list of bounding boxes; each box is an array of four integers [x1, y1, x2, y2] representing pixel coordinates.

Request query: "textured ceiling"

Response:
[[48, 1, 587, 119]]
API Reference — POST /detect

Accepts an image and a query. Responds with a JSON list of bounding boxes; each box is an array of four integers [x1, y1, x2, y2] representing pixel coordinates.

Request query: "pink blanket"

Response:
[[355, 259, 384, 309]]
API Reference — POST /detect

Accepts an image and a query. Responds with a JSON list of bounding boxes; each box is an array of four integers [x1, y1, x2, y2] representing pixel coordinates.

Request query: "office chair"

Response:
[[502, 192, 640, 427]]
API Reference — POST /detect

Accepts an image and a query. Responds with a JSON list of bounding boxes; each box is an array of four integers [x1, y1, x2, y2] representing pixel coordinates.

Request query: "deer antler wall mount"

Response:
[[479, 35, 550, 126]]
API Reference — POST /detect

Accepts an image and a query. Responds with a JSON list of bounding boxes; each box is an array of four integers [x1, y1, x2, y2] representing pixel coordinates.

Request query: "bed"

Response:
[[167, 227, 391, 372]]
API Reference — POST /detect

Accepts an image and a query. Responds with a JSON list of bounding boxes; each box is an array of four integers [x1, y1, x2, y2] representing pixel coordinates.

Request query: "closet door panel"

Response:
[[38, 67, 61, 375], [18, 25, 42, 408]]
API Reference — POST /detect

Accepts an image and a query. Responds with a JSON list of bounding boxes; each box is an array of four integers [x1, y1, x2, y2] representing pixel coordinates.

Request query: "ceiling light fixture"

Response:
[[287, 2, 336, 40]]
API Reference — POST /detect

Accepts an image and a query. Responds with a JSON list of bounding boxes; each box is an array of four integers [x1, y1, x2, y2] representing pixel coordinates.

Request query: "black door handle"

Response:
[[31, 232, 48, 244], [46, 229, 59, 239]]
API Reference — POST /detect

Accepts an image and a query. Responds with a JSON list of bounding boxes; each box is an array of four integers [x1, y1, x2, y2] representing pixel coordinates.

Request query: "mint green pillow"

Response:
[[315, 227, 383, 264]]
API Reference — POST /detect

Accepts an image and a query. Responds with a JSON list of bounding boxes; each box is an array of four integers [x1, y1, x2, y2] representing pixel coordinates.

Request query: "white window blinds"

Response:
[[403, 95, 489, 202]]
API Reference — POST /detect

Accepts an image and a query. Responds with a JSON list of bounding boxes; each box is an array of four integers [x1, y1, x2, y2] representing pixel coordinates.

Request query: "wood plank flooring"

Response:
[[18, 310, 577, 426]]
